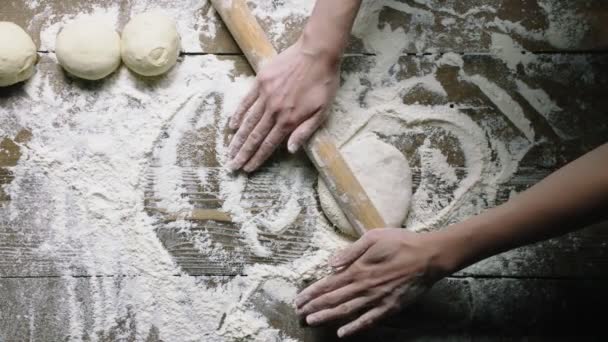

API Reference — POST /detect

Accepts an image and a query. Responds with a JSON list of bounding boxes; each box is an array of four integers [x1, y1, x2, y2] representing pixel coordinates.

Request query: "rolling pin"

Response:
[[210, 0, 387, 237]]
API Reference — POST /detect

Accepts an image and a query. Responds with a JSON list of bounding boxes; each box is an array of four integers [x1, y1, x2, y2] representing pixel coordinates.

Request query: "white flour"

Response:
[[1, 0, 593, 341]]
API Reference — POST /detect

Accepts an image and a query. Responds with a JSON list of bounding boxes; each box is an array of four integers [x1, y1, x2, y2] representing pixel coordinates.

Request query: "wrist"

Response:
[[419, 224, 476, 279], [299, 25, 344, 68]]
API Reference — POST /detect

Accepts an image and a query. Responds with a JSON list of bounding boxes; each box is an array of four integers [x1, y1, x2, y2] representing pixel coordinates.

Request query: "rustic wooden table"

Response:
[[1, 0, 608, 341]]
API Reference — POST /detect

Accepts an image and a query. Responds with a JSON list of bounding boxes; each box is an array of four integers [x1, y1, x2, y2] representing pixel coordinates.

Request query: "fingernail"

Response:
[[227, 160, 239, 171], [287, 142, 298, 154], [337, 327, 347, 338], [306, 315, 318, 325], [329, 256, 340, 266], [294, 296, 306, 308]]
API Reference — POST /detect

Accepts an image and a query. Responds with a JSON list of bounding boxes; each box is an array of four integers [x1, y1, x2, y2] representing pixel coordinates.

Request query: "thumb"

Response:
[[286, 110, 326, 153], [329, 232, 375, 268]]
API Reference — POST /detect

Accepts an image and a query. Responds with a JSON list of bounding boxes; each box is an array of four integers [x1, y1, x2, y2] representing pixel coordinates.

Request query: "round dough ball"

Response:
[[55, 19, 121, 80], [318, 135, 412, 237], [121, 11, 181, 76], [0, 22, 37, 87]]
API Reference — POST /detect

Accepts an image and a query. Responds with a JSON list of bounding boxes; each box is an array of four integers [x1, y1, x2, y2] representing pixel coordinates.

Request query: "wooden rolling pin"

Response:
[[210, 0, 386, 237]]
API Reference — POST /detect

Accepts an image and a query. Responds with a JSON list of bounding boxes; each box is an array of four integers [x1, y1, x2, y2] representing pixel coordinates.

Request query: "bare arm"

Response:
[[296, 143, 608, 337], [435, 143, 608, 275], [227, 0, 362, 172]]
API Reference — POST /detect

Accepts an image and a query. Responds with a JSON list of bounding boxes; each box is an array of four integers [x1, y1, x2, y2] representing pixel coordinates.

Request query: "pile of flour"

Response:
[[0, 0, 588, 340]]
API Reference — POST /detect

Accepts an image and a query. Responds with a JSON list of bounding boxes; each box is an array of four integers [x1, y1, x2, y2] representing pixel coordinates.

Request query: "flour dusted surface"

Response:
[[0, 0, 598, 340]]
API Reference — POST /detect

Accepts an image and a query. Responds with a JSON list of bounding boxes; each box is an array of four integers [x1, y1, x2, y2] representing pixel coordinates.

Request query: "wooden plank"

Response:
[[2, 276, 608, 340], [1, 0, 608, 54]]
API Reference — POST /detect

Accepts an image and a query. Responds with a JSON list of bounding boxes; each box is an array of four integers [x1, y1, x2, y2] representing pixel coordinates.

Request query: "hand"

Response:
[[227, 38, 340, 172], [295, 229, 444, 338]]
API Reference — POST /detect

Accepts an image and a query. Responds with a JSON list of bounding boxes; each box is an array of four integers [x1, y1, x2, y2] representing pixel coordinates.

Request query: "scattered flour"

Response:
[[462, 73, 535, 142], [0, 1, 592, 341], [515, 79, 571, 140], [490, 32, 537, 72]]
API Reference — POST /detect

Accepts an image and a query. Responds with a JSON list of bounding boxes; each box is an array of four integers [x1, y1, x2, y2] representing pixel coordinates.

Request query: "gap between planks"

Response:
[[30, 50, 608, 57], [4, 274, 608, 281]]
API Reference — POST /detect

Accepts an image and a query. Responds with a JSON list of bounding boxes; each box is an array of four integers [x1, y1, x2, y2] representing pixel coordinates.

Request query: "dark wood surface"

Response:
[[1, 0, 608, 340], [2, 276, 608, 341]]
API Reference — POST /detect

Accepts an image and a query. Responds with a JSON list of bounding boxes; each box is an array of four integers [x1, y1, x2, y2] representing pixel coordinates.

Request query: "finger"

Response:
[[329, 232, 376, 268], [303, 275, 404, 322], [297, 282, 361, 316], [286, 109, 326, 153], [337, 304, 390, 338], [305, 295, 370, 326], [229, 111, 275, 171], [230, 81, 259, 130], [227, 99, 265, 160], [295, 271, 352, 309], [242, 122, 291, 172]]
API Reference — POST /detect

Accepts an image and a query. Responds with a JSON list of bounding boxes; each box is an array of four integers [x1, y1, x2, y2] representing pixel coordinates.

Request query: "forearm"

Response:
[[431, 143, 608, 276], [299, 0, 362, 66]]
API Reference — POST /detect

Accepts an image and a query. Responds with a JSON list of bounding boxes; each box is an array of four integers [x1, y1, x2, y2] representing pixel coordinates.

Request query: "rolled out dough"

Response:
[[318, 134, 412, 237]]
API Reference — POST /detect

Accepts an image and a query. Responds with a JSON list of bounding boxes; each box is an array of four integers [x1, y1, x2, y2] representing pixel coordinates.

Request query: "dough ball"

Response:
[[318, 135, 412, 237], [0, 22, 37, 87], [55, 19, 121, 80], [121, 11, 181, 76]]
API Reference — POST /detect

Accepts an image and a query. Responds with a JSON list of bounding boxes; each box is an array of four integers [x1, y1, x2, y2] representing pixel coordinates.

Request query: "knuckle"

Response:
[[352, 268, 371, 284], [364, 229, 381, 241], [339, 303, 353, 315], [361, 317, 375, 327], [360, 275, 376, 289], [257, 72, 272, 86], [261, 139, 276, 150], [232, 135, 244, 145], [278, 116, 299, 130], [303, 301, 318, 313], [241, 144, 255, 154], [249, 131, 263, 142], [233, 157, 246, 166], [266, 102, 280, 115]]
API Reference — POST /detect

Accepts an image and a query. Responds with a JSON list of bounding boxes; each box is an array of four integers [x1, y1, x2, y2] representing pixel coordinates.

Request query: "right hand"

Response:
[[227, 38, 341, 172], [295, 229, 447, 337]]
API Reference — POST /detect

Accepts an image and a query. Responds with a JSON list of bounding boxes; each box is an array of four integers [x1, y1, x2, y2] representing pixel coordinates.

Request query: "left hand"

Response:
[[226, 38, 340, 172], [295, 229, 442, 338]]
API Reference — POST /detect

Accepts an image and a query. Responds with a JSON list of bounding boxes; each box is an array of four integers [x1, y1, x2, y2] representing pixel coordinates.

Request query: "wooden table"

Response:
[[2, 1, 608, 340]]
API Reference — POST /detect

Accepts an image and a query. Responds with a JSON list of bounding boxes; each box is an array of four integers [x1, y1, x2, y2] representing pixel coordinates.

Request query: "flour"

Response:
[[1, 1, 592, 341], [248, 0, 314, 40], [463, 73, 535, 142], [490, 33, 537, 72], [515, 79, 571, 140], [488, 1, 589, 50]]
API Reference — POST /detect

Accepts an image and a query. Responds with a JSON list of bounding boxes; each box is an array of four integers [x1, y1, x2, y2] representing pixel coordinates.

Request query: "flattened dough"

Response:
[[318, 134, 412, 237]]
